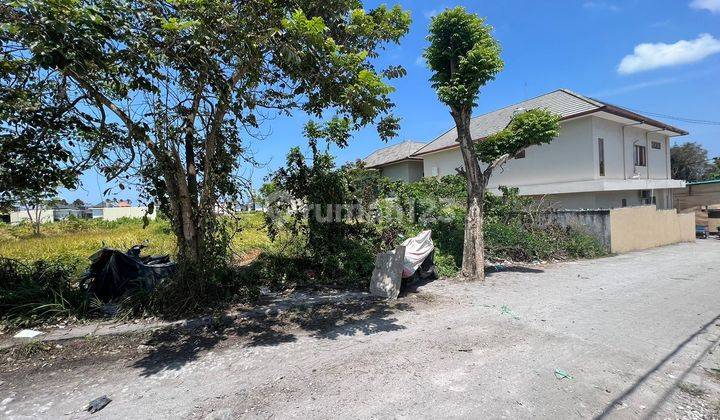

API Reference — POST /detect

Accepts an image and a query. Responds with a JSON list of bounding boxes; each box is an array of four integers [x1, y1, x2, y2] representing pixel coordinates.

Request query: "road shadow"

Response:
[[399, 276, 437, 296], [131, 298, 411, 377], [594, 313, 720, 419], [131, 327, 227, 377], [485, 265, 544, 277]]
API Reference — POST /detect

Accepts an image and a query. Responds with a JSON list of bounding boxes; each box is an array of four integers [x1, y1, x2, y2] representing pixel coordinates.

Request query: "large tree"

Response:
[[3, 1, 410, 277], [0, 48, 87, 220], [707, 157, 720, 181], [424, 7, 559, 280], [670, 142, 713, 181]]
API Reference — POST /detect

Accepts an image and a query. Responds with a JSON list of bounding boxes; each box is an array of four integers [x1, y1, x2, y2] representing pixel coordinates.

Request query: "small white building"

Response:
[[363, 140, 427, 183], [405, 89, 687, 210], [9, 208, 55, 224], [88, 200, 155, 221], [8, 200, 155, 224]]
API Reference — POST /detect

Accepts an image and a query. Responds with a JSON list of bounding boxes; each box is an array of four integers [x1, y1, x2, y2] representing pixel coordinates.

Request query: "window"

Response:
[[634, 145, 646, 167], [515, 150, 526, 159], [651, 141, 661, 150], [598, 138, 605, 176], [621, 198, 627, 207]]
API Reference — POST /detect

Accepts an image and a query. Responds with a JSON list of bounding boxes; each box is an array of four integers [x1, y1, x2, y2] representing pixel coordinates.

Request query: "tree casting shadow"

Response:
[[131, 298, 411, 377]]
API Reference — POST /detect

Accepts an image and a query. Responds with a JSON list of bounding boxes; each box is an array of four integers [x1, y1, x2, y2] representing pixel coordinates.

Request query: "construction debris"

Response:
[[369, 246, 406, 299], [86, 395, 112, 413], [13, 329, 44, 339]]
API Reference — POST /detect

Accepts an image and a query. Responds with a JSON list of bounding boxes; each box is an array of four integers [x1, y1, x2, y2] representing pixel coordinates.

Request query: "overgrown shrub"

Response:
[[0, 257, 86, 327], [0, 213, 271, 324], [265, 125, 389, 288], [266, 141, 608, 286]]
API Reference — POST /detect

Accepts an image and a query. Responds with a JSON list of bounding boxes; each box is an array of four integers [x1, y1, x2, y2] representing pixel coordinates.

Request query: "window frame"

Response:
[[634, 144, 647, 167], [598, 138, 605, 176], [651, 141, 661, 150]]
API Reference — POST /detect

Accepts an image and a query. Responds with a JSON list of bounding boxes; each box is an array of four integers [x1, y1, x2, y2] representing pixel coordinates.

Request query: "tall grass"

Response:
[[0, 213, 270, 267], [0, 213, 271, 326]]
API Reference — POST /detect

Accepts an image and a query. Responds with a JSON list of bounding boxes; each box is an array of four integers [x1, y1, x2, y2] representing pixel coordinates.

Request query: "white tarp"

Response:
[[400, 230, 434, 278]]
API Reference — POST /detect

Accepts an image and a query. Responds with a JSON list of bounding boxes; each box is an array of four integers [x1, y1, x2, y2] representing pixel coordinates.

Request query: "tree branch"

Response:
[[200, 65, 246, 206], [185, 83, 203, 205], [64, 69, 160, 157]]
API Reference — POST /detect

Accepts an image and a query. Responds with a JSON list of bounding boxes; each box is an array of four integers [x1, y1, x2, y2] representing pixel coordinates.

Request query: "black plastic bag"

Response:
[[81, 245, 176, 302]]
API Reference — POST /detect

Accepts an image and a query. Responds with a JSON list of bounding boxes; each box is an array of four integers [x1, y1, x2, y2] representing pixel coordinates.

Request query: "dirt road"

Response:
[[2, 241, 720, 419]]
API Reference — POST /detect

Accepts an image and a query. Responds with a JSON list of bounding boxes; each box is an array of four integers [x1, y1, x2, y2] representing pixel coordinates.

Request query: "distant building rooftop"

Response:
[[363, 140, 427, 169]]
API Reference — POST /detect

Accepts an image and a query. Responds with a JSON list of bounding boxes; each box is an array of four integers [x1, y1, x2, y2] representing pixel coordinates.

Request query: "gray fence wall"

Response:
[[538, 210, 612, 250]]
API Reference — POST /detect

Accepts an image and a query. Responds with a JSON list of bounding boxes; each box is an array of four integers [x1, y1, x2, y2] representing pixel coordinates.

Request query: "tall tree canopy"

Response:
[[670, 142, 714, 181], [708, 157, 720, 181], [2, 0, 411, 287], [424, 7, 558, 280]]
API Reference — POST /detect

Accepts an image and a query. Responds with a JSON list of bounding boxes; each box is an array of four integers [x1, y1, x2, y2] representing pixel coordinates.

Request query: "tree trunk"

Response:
[[452, 107, 486, 281], [159, 153, 203, 266], [25, 204, 41, 236]]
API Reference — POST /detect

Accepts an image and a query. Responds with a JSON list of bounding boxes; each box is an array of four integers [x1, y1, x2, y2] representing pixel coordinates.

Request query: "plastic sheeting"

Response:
[[400, 230, 434, 278], [81, 246, 176, 302]]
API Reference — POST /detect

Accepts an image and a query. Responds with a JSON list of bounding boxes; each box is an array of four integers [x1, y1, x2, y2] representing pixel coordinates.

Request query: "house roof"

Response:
[[412, 89, 688, 157], [363, 140, 427, 168]]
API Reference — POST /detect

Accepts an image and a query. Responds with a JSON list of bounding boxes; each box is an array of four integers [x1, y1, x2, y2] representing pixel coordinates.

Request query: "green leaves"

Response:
[[282, 9, 330, 46], [4, 0, 411, 274], [424, 7, 503, 108], [160, 17, 199, 32], [476, 109, 561, 163]]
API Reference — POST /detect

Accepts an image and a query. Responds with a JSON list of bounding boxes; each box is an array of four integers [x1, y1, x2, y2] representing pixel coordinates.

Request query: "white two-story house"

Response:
[[396, 89, 687, 210]]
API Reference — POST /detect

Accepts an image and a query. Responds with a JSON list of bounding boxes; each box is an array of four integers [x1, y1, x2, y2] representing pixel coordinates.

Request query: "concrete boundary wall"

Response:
[[539, 209, 611, 249], [608, 206, 694, 253], [99, 207, 155, 222], [541, 205, 694, 253]]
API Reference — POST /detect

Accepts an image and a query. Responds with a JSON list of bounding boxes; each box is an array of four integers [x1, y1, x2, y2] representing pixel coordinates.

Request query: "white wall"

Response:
[[422, 116, 673, 186], [9, 209, 54, 224], [591, 117, 670, 181], [407, 161, 424, 182], [92, 207, 156, 221], [422, 118, 596, 187], [380, 161, 424, 183], [538, 188, 673, 210]]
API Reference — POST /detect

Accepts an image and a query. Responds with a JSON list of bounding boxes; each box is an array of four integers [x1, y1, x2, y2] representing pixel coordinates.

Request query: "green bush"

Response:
[[0, 257, 87, 327], [266, 149, 608, 286]]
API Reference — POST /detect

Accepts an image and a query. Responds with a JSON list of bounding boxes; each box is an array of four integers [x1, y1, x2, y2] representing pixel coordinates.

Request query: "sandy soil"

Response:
[[1, 241, 719, 419]]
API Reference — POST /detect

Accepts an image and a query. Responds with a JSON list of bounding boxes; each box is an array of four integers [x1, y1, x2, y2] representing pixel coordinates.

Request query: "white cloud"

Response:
[[617, 33, 720, 74], [415, 55, 426, 67], [583, 2, 620, 12], [592, 67, 716, 97], [423, 8, 443, 19], [424, 9, 437, 19], [690, 0, 720, 13], [589, 77, 678, 97]]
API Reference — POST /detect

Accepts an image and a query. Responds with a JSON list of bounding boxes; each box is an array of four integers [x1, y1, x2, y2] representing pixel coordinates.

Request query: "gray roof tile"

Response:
[[413, 89, 687, 156], [413, 89, 603, 156], [363, 140, 427, 168]]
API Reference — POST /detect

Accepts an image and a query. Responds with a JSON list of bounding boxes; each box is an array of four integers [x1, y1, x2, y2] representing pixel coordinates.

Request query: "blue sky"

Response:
[[67, 0, 720, 203]]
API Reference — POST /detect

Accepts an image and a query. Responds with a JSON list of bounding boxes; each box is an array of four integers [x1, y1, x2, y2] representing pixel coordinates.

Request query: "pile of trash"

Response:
[[81, 243, 176, 302]]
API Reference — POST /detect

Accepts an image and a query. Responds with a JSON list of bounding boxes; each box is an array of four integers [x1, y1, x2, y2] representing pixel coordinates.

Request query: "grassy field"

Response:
[[0, 213, 271, 269]]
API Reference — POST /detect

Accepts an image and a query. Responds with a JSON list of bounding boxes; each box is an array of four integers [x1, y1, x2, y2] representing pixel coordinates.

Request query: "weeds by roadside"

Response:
[[679, 381, 708, 398]]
